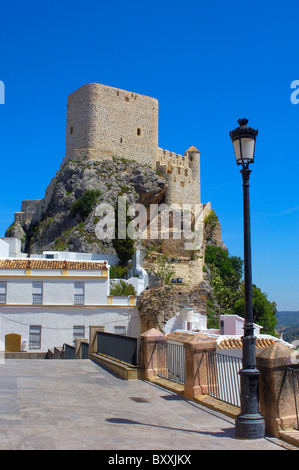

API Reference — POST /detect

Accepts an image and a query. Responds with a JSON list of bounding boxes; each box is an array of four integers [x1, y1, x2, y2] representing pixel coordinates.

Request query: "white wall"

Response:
[[0, 305, 141, 352], [5, 277, 109, 305], [37, 251, 120, 265], [0, 240, 9, 258]]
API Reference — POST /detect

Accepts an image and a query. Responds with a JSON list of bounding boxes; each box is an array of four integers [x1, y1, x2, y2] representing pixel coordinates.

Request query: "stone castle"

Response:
[[13, 83, 208, 230], [64, 83, 202, 206]]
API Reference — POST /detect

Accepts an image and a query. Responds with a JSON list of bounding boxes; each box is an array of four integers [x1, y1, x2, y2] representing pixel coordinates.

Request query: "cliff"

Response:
[[6, 157, 166, 254]]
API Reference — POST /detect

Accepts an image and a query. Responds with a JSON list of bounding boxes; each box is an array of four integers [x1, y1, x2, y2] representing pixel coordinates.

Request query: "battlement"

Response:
[[157, 148, 189, 169], [156, 146, 201, 205]]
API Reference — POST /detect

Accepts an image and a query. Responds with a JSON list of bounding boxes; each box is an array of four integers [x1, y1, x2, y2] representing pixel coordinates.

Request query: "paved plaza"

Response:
[[0, 359, 294, 450]]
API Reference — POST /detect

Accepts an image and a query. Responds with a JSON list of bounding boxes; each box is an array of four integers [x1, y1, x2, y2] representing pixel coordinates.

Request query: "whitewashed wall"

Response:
[[0, 305, 141, 352], [4, 277, 109, 305]]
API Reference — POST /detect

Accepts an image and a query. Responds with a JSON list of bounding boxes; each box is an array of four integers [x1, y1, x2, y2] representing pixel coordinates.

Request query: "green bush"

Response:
[[71, 190, 102, 219], [110, 280, 136, 296], [156, 255, 176, 285], [110, 264, 129, 279]]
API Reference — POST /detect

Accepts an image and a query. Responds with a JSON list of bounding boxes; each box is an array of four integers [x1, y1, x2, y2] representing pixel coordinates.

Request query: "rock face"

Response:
[[138, 283, 208, 333], [6, 157, 166, 254]]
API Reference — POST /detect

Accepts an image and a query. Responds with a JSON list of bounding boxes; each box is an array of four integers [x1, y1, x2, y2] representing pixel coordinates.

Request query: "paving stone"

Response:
[[0, 359, 294, 450]]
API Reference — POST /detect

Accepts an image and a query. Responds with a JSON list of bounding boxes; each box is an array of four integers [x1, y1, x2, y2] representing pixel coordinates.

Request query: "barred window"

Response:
[[74, 282, 84, 305], [0, 282, 7, 304], [114, 325, 126, 336], [29, 325, 41, 349], [32, 281, 43, 305]]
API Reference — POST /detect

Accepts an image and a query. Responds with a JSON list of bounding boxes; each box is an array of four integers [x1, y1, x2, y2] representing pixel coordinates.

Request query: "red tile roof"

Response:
[[218, 337, 275, 349], [0, 259, 108, 271]]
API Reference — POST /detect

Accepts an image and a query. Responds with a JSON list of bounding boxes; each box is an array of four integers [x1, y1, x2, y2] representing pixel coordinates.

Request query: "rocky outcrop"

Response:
[[6, 157, 166, 254], [138, 283, 208, 333]]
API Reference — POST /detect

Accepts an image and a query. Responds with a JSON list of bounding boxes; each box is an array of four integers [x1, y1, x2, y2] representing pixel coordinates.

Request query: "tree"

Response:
[[205, 246, 243, 288], [112, 199, 135, 266], [204, 245, 277, 335], [232, 284, 277, 336], [205, 246, 243, 318]]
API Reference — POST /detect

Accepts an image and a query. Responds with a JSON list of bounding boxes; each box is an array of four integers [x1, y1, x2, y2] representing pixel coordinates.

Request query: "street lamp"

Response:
[[229, 118, 265, 439]]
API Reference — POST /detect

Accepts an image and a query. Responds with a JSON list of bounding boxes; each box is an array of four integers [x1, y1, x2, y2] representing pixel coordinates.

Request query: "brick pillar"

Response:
[[183, 333, 217, 399], [256, 342, 298, 437], [141, 328, 166, 379]]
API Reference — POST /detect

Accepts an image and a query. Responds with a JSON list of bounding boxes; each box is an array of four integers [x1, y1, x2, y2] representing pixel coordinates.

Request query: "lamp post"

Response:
[[229, 118, 265, 439]]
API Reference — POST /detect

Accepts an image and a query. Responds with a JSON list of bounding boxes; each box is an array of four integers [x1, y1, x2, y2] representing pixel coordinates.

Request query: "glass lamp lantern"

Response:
[[229, 118, 258, 166]]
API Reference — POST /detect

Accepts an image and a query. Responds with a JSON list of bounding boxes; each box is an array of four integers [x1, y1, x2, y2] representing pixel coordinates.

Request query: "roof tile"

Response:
[[0, 259, 108, 271]]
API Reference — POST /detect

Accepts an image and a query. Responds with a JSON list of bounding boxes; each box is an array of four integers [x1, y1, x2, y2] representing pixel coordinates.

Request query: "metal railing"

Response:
[[157, 341, 185, 385], [288, 367, 299, 430], [97, 331, 139, 366], [206, 350, 242, 407], [64, 343, 76, 359]]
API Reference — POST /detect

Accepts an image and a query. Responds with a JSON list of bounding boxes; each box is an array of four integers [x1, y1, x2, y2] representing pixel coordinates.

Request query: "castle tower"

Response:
[[64, 83, 158, 168], [185, 146, 201, 204]]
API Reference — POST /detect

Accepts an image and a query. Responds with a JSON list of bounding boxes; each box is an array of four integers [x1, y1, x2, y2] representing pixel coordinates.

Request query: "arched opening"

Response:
[[5, 334, 21, 352]]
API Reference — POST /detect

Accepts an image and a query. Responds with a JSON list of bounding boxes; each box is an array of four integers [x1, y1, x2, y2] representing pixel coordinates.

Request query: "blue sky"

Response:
[[0, 0, 298, 311]]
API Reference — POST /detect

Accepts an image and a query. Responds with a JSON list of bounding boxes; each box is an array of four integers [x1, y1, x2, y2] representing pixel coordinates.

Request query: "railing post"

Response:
[[75, 338, 89, 359], [141, 328, 166, 379], [183, 333, 217, 400], [89, 325, 105, 355], [256, 342, 298, 436]]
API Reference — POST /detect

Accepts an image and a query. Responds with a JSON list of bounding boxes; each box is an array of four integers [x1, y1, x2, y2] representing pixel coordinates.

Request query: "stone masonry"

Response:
[[63, 83, 202, 207], [12, 82, 208, 234]]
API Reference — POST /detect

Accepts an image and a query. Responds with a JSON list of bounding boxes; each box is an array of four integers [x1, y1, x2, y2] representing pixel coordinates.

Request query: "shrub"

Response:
[[110, 280, 136, 296], [71, 190, 102, 219]]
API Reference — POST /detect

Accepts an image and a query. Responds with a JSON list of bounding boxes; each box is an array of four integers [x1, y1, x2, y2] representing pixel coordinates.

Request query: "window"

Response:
[[137, 128, 141, 136], [70, 126, 73, 134], [32, 281, 43, 304], [74, 282, 84, 305], [73, 325, 85, 345], [0, 282, 7, 304], [29, 325, 41, 349], [114, 325, 126, 336]]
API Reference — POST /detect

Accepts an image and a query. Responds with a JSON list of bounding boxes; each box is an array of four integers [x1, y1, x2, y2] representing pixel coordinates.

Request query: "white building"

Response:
[[0, 257, 141, 353]]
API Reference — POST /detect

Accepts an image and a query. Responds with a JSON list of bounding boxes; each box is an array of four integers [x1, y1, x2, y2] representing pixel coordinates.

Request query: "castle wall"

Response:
[[12, 83, 206, 233], [64, 83, 158, 168], [156, 147, 201, 206]]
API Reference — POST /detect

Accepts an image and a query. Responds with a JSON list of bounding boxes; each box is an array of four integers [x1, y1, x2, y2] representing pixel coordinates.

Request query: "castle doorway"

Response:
[[5, 334, 21, 352]]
